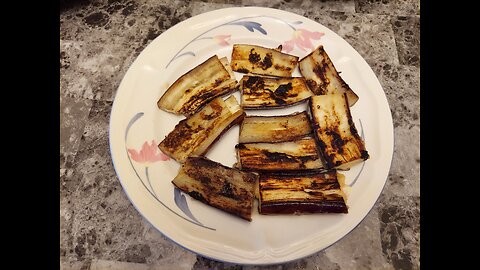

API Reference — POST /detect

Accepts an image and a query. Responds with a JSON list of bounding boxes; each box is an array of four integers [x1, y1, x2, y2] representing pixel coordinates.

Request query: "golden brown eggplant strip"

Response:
[[172, 157, 258, 221], [299, 45, 359, 106], [239, 111, 312, 143], [157, 55, 238, 116], [240, 75, 314, 108], [158, 96, 245, 163], [258, 170, 348, 214], [231, 44, 298, 77], [308, 94, 369, 169], [236, 138, 323, 171]]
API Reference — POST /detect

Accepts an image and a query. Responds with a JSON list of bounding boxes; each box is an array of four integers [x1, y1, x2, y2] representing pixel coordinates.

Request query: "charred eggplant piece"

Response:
[[231, 44, 298, 77], [239, 111, 312, 143], [299, 45, 359, 106], [236, 138, 324, 171], [157, 55, 238, 116], [308, 94, 369, 170], [258, 170, 348, 214], [158, 96, 245, 162], [240, 75, 314, 108], [172, 157, 258, 221]]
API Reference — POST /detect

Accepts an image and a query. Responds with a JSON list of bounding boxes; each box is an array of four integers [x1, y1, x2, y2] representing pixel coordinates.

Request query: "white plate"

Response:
[[109, 7, 394, 265]]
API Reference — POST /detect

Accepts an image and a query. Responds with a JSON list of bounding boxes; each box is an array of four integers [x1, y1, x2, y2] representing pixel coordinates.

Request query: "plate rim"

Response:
[[109, 6, 395, 265]]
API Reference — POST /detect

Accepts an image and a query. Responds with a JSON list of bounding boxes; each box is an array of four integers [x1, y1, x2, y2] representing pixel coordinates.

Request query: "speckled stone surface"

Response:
[[60, 1, 420, 269]]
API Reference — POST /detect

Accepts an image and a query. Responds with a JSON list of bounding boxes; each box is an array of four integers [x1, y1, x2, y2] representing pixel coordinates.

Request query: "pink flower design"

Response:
[[128, 140, 170, 165], [213, 35, 231, 46], [282, 29, 324, 53]]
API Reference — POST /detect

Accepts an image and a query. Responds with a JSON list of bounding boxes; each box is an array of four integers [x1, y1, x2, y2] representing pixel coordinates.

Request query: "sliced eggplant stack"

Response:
[[308, 93, 369, 170], [299, 45, 359, 106], [258, 170, 348, 214], [231, 44, 298, 77], [239, 111, 312, 143], [158, 95, 245, 163], [236, 138, 324, 171], [157, 55, 238, 116], [240, 75, 314, 109], [172, 156, 258, 221]]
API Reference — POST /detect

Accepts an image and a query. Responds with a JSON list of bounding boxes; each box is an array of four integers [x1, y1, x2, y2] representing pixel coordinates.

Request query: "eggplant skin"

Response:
[[308, 94, 369, 169], [236, 138, 324, 171], [157, 55, 237, 116], [240, 76, 314, 108], [258, 170, 348, 214], [158, 96, 245, 163], [299, 45, 359, 106], [172, 156, 258, 221], [230, 44, 298, 77], [239, 111, 312, 143]]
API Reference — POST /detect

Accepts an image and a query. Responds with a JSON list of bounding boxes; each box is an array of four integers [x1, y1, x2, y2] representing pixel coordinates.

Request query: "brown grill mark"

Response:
[[244, 76, 264, 89], [246, 49, 273, 70], [306, 79, 317, 92], [308, 94, 368, 169], [258, 170, 348, 214], [241, 76, 312, 108], [262, 150, 296, 163], [238, 139, 322, 171], [261, 53, 273, 70], [248, 49, 261, 63], [231, 44, 298, 77], [237, 68, 249, 73], [160, 120, 194, 149], [158, 97, 244, 162], [348, 117, 358, 135], [274, 64, 291, 71], [213, 78, 224, 87], [312, 62, 329, 95], [188, 191, 207, 204], [274, 83, 293, 97], [179, 82, 234, 116], [299, 45, 359, 105], [272, 96, 286, 105], [235, 143, 247, 150], [220, 181, 235, 199], [326, 130, 346, 154], [174, 157, 258, 221], [158, 55, 237, 116]]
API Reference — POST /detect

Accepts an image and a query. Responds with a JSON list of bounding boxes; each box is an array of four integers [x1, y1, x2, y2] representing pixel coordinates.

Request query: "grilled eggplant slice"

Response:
[[219, 57, 236, 79], [258, 170, 348, 214], [239, 111, 312, 143], [236, 138, 323, 171], [157, 55, 238, 116], [240, 75, 314, 108], [172, 157, 258, 221], [299, 45, 359, 106], [231, 44, 298, 77], [158, 96, 245, 162], [309, 94, 369, 169]]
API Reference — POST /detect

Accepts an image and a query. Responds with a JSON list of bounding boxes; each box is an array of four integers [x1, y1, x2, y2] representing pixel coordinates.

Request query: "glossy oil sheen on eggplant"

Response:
[[309, 93, 369, 169], [239, 111, 312, 143], [236, 138, 323, 171], [158, 96, 245, 162], [157, 55, 238, 116], [299, 45, 359, 106], [230, 44, 298, 77], [258, 170, 348, 214], [240, 75, 314, 108], [172, 156, 258, 221]]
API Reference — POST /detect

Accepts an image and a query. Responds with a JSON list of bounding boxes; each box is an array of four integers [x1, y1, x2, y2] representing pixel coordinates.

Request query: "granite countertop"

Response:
[[60, 0, 420, 269]]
